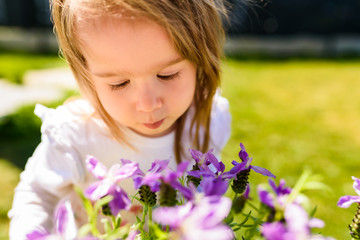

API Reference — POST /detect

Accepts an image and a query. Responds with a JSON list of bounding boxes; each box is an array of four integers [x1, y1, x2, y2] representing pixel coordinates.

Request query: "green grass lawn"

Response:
[[0, 52, 66, 83], [0, 159, 21, 240], [221, 59, 360, 239], [1, 55, 359, 239]]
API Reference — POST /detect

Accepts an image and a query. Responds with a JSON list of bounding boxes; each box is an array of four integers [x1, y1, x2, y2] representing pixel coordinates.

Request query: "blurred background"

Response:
[[1, 0, 360, 55], [0, 0, 360, 239]]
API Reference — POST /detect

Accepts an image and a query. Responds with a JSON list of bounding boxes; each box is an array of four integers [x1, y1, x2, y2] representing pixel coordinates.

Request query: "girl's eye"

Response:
[[157, 72, 179, 81], [110, 80, 130, 90]]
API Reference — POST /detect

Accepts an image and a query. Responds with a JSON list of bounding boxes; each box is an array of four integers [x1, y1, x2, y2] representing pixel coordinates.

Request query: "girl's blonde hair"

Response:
[[50, 0, 227, 163]]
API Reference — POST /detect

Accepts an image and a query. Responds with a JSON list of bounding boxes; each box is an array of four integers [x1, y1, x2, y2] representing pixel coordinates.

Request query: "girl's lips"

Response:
[[143, 119, 164, 129]]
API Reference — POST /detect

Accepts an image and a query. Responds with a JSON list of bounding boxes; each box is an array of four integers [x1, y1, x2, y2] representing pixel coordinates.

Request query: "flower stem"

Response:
[[233, 193, 238, 201], [142, 205, 148, 224], [246, 200, 260, 213], [149, 207, 153, 236]]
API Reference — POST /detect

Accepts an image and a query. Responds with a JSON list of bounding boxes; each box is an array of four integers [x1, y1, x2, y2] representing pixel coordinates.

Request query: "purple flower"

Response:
[[337, 176, 360, 208], [26, 228, 49, 240], [85, 156, 140, 214], [161, 161, 194, 198], [153, 195, 234, 240], [261, 203, 331, 240], [161, 161, 189, 186], [198, 176, 229, 197], [107, 185, 132, 215], [126, 230, 140, 240], [189, 148, 212, 166], [187, 149, 230, 197], [134, 159, 193, 198], [188, 149, 225, 179], [258, 179, 291, 209], [243, 184, 251, 199], [86, 157, 141, 184], [258, 188, 276, 209], [133, 159, 169, 191], [261, 222, 287, 240], [26, 201, 77, 239], [223, 143, 275, 179], [269, 179, 292, 196]]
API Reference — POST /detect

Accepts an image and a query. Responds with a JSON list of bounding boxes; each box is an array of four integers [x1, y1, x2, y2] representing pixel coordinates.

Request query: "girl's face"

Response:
[[78, 16, 196, 137]]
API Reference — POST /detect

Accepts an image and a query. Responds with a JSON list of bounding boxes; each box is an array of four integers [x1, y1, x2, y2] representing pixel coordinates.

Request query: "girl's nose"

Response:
[[135, 85, 162, 113]]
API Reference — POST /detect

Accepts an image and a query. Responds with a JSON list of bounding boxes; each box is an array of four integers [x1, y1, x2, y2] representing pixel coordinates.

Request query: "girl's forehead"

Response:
[[76, 15, 168, 48], [76, 14, 183, 76], [76, 14, 168, 52], [75, 6, 144, 31]]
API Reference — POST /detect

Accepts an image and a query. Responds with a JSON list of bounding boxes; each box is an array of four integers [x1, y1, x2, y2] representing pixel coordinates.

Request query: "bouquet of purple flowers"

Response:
[[28, 143, 343, 240]]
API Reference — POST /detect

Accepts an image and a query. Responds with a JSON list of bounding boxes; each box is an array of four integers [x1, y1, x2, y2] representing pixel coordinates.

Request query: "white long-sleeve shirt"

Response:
[[8, 95, 231, 239]]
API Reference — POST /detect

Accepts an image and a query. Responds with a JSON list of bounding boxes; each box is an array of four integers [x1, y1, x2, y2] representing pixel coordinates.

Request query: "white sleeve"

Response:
[[8, 105, 85, 240], [209, 93, 232, 159]]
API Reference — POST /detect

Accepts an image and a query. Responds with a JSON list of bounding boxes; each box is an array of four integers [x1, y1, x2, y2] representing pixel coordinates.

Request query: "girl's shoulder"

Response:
[[210, 93, 232, 151], [184, 92, 231, 156], [34, 98, 97, 128], [212, 92, 230, 118], [35, 98, 93, 120], [34, 98, 107, 147]]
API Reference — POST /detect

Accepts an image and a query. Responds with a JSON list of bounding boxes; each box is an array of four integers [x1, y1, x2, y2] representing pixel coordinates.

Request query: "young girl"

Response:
[[9, 0, 231, 239]]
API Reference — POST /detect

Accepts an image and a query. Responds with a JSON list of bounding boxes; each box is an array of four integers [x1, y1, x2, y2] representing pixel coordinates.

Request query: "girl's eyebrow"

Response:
[[92, 57, 184, 78]]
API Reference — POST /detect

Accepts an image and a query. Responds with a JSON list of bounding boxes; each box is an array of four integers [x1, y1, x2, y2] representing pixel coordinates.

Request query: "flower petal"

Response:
[[244, 184, 251, 199], [269, 178, 291, 196], [308, 218, 325, 229], [140, 173, 162, 192], [200, 177, 229, 196], [187, 170, 203, 179], [172, 181, 194, 200], [352, 176, 360, 196], [85, 181, 112, 200], [189, 148, 205, 164], [133, 176, 143, 190], [261, 222, 287, 239], [54, 201, 77, 239], [112, 162, 141, 182], [285, 203, 309, 234], [148, 159, 169, 173], [153, 202, 193, 228], [337, 195, 360, 208], [206, 151, 222, 172], [222, 161, 247, 179], [258, 187, 274, 208], [108, 186, 131, 215], [86, 156, 108, 180], [184, 224, 234, 240], [26, 228, 49, 240], [251, 165, 276, 178], [193, 196, 232, 228], [126, 230, 140, 240], [238, 143, 250, 162], [177, 161, 190, 174], [162, 160, 190, 183]]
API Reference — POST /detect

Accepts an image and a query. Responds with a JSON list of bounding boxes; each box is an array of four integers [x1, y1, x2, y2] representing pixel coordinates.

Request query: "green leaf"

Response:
[[287, 168, 331, 204], [101, 218, 112, 234], [151, 223, 169, 240], [94, 195, 113, 212], [77, 223, 93, 237]]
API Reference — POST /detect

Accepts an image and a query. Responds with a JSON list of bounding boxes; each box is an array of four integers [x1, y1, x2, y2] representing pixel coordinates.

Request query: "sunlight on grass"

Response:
[[221, 59, 360, 239], [0, 53, 66, 83], [0, 159, 21, 239]]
